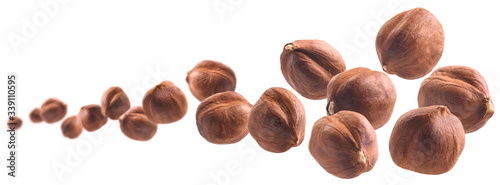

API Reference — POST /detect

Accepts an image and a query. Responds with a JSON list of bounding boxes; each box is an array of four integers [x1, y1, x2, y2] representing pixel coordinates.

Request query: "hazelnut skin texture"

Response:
[[142, 81, 188, 124], [418, 65, 494, 133], [186, 60, 236, 101], [101, 86, 131, 120], [196, 91, 252, 144], [389, 105, 465, 175], [280, 39, 346, 100], [119, 113, 158, 141], [376, 7, 444, 79], [7, 116, 23, 130], [326, 67, 396, 129], [78, 104, 108, 132], [40, 98, 68, 123], [29, 108, 43, 123], [61, 116, 83, 139], [309, 111, 378, 179], [248, 87, 306, 153]]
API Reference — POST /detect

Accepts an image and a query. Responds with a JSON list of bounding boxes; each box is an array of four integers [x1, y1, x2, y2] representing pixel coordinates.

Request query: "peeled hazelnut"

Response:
[[101, 86, 131, 120], [61, 116, 83, 139], [376, 7, 444, 79], [119, 113, 157, 141], [29, 108, 43, 123], [248, 87, 306, 153], [78, 104, 108, 132], [40, 98, 67, 123], [143, 81, 188, 123], [186, 60, 236, 101], [418, 66, 494, 133], [309, 111, 378, 179], [7, 116, 23, 130], [389, 105, 465, 175], [126, 106, 145, 115], [280, 40, 346, 100], [326, 67, 396, 129], [196, 91, 252, 144]]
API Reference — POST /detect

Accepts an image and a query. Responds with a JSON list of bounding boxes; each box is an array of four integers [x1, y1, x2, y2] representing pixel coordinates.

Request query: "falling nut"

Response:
[[186, 60, 237, 101], [143, 81, 188, 123], [61, 115, 83, 139], [78, 104, 108, 132], [7, 116, 23, 130], [29, 108, 43, 123], [119, 113, 158, 141], [101, 86, 131, 120], [40, 98, 67, 123]]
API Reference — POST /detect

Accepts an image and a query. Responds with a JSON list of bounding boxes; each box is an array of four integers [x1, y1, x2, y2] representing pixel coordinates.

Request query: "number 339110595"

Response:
[[8, 75, 16, 121]]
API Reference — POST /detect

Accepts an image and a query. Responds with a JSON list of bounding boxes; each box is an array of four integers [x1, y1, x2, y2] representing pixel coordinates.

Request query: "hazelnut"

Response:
[[247, 87, 306, 153], [389, 105, 465, 175], [7, 116, 23, 130], [78, 104, 108, 132], [309, 111, 378, 179], [143, 81, 188, 124], [101, 86, 131, 120], [280, 40, 346, 99], [119, 113, 157, 141], [186, 60, 236, 101], [326, 67, 396, 129], [196, 91, 252, 144], [61, 116, 83, 139], [40, 98, 67, 123], [29, 108, 43, 123], [376, 7, 444, 79], [126, 106, 145, 115], [418, 65, 494, 133]]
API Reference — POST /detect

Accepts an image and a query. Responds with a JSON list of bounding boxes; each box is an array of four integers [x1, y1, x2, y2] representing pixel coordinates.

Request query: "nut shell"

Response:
[[280, 40, 346, 99], [418, 66, 494, 133], [40, 98, 67, 123], [78, 104, 108, 132], [326, 67, 396, 129], [29, 108, 43, 123], [389, 105, 465, 175], [186, 60, 236, 101], [309, 111, 378, 179], [101, 86, 131, 120], [196, 91, 252, 144], [143, 81, 188, 123], [120, 113, 158, 141], [376, 7, 444, 79], [61, 116, 83, 139], [248, 87, 306, 153]]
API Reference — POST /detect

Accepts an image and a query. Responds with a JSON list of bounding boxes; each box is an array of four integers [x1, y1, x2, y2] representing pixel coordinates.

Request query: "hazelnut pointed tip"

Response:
[[284, 43, 297, 51], [355, 150, 366, 165], [382, 65, 388, 72], [486, 100, 494, 115], [327, 101, 335, 115]]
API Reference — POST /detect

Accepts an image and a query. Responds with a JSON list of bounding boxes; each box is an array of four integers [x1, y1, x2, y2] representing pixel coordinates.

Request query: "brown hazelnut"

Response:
[[389, 105, 465, 175], [418, 66, 494, 133], [196, 91, 252, 144], [78, 104, 108, 132], [61, 116, 83, 139], [29, 108, 43, 123], [186, 60, 236, 101], [247, 87, 306, 153], [7, 116, 23, 130], [326, 67, 396, 129], [119, 113, 157, 141], [280, 40, 346, 99], [376, 7, 444, 79], [126, 106, 145, 115], [143, 81, 188, 124], [309, 111, 378, 179], [101, 86, 131, 120], [40, 98, 67, 123]]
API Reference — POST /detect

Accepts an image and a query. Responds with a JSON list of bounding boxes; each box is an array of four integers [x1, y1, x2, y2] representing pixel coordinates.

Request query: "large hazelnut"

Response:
[[309, 111, 378, 179], [40, 98, 67, 123], [186, 60, 236, 101], [119, 112, 157, 141], [61, 115, 83, 139], [7, 116, 23, 130], [143, 81, 188, 123], [418, 66, 494, 133], [280, 39, 346, 100], [376, 7, 444, 79], [78, 104, 108, 132], [29, 108, 43, 123], [326, 67, 396, 129], [389, 105, 465, 175], [196, 91, 252, 144], [248, 87, 306, 153], [101, 86, 131, 120]]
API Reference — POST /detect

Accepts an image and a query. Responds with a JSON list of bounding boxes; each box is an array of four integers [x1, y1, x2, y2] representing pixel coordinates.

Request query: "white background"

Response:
[[1, 0, 499, 185]]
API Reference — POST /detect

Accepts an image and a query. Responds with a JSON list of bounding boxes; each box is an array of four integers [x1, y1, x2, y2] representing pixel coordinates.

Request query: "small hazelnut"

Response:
[[7, 116, 23, 130], [248, 87, 306, 153], [119, 113, 157, 141], [61, 116, 83, 139], [101, 86, 131, 120], [196, 91, 252, 144], [280, 40, 346, 99], [389, 105, 465, 175], [40, 98, 67, 123], [143, 81, 188, 124], [186, 60, 236, 101], [29, 108, 43, 123], [309, 111, 378, 179], [78, 104, 108, 132]]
